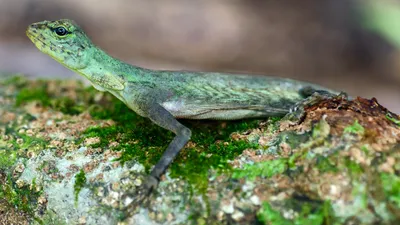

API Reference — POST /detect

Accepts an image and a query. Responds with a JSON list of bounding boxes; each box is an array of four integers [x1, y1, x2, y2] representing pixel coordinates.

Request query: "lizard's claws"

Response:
[[120, 175, 159, 216]]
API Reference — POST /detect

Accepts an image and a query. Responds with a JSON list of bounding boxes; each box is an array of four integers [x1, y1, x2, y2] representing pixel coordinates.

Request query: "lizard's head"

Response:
[[26, 19, 93, 70]]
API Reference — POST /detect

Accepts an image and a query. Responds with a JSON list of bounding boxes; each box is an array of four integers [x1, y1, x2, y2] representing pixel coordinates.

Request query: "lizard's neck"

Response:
[[75, 47, 145, 82]]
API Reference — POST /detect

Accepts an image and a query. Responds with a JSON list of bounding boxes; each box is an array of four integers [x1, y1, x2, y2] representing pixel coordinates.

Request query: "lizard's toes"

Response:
[[284, 91, 348, 124], [121, 175, 159, 216]]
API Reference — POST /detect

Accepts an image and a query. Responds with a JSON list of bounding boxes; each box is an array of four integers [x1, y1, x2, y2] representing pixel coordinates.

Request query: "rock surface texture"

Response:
[[0, 76, 400, 225]]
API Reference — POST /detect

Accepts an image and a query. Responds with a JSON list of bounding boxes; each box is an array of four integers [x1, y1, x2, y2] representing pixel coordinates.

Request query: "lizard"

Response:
[[26, 19, 340, 204]]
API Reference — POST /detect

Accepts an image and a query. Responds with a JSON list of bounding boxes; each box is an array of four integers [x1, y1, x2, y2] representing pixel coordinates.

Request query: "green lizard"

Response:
[[26, 19, 339, 202]]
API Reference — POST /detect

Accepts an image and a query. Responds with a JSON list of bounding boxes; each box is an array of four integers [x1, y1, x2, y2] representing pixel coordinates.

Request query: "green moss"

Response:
[[343, 158, 364, 177], [277, 131, 310, 150], [267, 116, 282, 131], [295, 201, 337, 225], [12, 134, 48, 151], [234, 122, 323, 176], [84, 99, 174, 170], [16, 86, 51, 107], [343, 120, 365, 135], [0, 149, 17, 170], [34, 210, 68, 225], [312, 118, 331, 139], [381, 173, 400, 208], [351, 182, 368, 210], [84, 117, 260, 193], [0, 174, 42, 214], [287, 150, 304, 170], [360, 145, 370, 154], [170, 119, 260, 192], [0, 133, 48, 171], [315, 156, 339, 173], [74, 169, 87, 203], [257, 202, 292, 225], [172, 139, 258, 193], [232, 159, 287, 181], [12, 78, 87, 115], [1, 75, 28, 88], [83, 91, 263, 193], [37, 160, 59, 175], [386, 113, 400, 126], [53, 97, 85, 115], [257, 201, 337, 225], [11, 81, 265, 194]]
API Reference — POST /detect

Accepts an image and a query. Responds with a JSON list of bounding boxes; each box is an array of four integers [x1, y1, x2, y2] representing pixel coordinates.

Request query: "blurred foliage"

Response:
[[361, 0, 400, 48]]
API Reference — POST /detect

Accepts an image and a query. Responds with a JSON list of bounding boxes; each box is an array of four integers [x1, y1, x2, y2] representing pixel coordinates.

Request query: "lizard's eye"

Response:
[[54, 27, 68, 36]]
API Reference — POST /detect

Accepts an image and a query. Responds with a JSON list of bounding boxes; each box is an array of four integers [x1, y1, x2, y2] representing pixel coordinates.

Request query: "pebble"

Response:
[[97, 187, 104, 197], [2, 134, 10, 141], [26, 129, 34, 136], [78, 216, 87, 225], [124, 196, 134, 207], [221, 201, 234, 214], [250, 195, 260, 205], [231, 211, 244, 221], [16, 179, 25, 188], [14, 164, 25, 173], [216, 211, 224, 220], [84, 137, 100, 146], [111, 182, 120, 191], [156, 212, 164, 222], [46, 120, 54, 126], [38, 195, 48, 204], [148, 211, 156, 220], [27, 151, 36, 158], [133, 178, 142, 186], [109, 191, 120, 200], [166, 213, 174, 222]]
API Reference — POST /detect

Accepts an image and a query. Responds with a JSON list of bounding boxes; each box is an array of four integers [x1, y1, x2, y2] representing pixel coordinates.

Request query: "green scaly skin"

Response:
[[26, 19, 338, 206]]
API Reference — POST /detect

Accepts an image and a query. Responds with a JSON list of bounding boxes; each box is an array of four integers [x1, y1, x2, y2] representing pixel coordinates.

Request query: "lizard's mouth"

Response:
[[26, 23, 56, 53], [27, 35, 49, 54], [26, 26, 63, 59], [26, 24, 40, 40], [26, 26, 46, 49]]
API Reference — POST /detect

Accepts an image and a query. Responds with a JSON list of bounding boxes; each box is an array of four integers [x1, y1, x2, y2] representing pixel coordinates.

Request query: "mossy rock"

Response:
[[0, 76, 400, 225]]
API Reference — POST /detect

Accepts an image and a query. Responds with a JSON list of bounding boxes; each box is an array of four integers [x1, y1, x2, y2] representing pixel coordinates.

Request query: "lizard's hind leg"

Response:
[[285, 87, 348, 124]]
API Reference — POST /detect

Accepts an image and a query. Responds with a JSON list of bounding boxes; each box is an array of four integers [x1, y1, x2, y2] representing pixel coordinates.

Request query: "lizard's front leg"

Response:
[[125, 101, 191, 208], [146, 103, 192, 188]]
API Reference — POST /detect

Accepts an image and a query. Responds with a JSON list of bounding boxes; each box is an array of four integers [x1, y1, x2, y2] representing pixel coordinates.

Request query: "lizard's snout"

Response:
[[26, 21, 48, 38], [26, 23, 39, 38], [29, 23, 38, 28]]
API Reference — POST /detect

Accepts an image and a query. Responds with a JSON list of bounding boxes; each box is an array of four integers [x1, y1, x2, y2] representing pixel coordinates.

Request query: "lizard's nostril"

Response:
[[26, 25, 38, 37]]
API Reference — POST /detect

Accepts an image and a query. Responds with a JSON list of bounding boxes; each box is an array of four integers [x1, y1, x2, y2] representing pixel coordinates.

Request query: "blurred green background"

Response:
[[0, 0, 399, 112]]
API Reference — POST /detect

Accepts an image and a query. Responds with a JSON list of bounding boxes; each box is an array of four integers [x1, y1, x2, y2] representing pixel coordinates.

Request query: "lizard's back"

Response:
[[148, 71, 332, 120]]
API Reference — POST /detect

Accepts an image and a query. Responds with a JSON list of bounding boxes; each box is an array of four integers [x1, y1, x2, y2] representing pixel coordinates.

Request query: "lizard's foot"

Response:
[[121, 174, 159, 216], [284, 90, 348, 124]]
